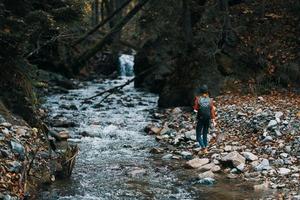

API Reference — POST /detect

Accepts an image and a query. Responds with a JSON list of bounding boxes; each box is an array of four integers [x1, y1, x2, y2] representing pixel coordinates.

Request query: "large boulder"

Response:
[[221, 151, 245, 168]]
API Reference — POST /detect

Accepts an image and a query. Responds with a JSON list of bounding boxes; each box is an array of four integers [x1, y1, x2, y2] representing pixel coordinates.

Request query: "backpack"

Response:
[[197, 97, 212, 120]]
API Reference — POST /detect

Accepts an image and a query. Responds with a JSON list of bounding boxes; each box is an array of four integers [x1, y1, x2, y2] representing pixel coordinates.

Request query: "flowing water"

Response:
[[39, 58, 270, 199]]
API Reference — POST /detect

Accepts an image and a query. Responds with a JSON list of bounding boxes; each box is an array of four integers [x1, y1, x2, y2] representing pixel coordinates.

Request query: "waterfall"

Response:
[[118, 54, 134, 77]]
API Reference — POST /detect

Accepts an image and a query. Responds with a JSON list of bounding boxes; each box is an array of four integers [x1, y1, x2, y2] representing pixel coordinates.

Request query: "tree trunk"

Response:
[[71, 0, 149, 74], [72, 0, 133, 47]]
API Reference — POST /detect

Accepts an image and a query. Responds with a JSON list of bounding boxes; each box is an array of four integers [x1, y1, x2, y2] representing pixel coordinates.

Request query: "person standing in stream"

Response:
[[193, 85, 217, 153]]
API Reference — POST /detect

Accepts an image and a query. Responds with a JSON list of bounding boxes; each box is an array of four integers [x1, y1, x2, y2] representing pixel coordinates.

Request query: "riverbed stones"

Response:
[[198, 170, 214, 179], [10, 141, 25, 160], [255, 159, 271, 171], [186, 158, 209, 168], [242, 152, 258, 161], [267, 120, 278, 129], [221, 151, 245, 168], [180, 151, 193, 160], [277, 168, 291, 176]]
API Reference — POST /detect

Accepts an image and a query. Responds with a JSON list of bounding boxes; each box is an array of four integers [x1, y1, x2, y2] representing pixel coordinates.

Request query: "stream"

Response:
[[38, 56, 267, 200]]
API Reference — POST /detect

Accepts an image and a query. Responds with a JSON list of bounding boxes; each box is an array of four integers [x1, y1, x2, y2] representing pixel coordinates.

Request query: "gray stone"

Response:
[[267, 120, 277, 128], [261, 136, 273, 143], [255, 159, 271, 171], [180, 151, 193, 160], [162, 154, 173, 160], [186, 158, 209, 169], [184, 130, 196, 141], [198, 170, 214, 179], [1, 122, 12, 128], [275, 129, 282, 137], [1, 128, 9, 135], [280, 152, 289, 158], [236, 163, 245, 172], [224, 145, 232, 152], [242, 152, 258, 161], [285, 146, 292, 153], [277, 168, 291, 176], [275, 112, 284, 119], [221, 151, 245, 168], [10, 141, 25, 160], [8, 161, 22, 173], [197, 177, 215, 185]]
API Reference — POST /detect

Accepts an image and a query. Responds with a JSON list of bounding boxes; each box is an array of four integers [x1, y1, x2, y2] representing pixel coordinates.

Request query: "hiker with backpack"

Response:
[[193, 85, 216, 153]]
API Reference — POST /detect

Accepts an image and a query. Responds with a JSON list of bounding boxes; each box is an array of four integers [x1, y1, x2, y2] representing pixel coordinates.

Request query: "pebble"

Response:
[[242, 152, 258, 161], [180, 151, 193, 160], [197, 177, 215, 185], [267, 120, 277, 128], [278, 168, 291, 176]]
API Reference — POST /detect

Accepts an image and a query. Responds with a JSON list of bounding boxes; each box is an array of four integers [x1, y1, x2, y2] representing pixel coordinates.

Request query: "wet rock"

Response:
[[162, 154, 173, 160], [180, 151, 193, 160], [1, 122, 12, 128], [150, 147, 163, 154], [198, 170, 214, 179], [79, 131, 91, 137], [129, 168, 146, 176], [226, 173, 238, 179], [255, 159, 271, 171], [197, 177, 215, 185], [186, 158, 209, 169], [51, 120, 76, 128], [49, 130, 70, 141], [149, 127, 162, 135], [10, 141, 25, 160], [242, 152, 258, 161], [221, 151, 245, 168], [277, 168, 291, 176], [7, 161, 22, 173]]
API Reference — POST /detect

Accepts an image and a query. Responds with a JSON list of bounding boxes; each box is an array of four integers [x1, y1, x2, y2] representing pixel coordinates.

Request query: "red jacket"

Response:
[[193, 96, 216, 119]]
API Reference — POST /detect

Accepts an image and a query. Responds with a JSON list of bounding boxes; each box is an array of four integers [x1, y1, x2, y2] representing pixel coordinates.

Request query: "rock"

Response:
[[257, 96, 264, 101], [150, 147, 163, 154], [51, 120, 76, 128], [172, 107, 182, 114], [236, 163, 245, 172], [180, 151, 193, 160], [285, 146, 292, 153], [267, 120, 277, 128], [129, 168, 146, 176], [186, 158, 209, 168], [197, 177, 215, 185], [1, 128, 9, 135], [184, 130, 196, 141], [79, 131, 91, 137], [198, 170, 214, 179], [221, 151, 245, 168], [1, 122, 12, 128], [275, 111, 284, 119], [224, 145, 232, 152], [261, 136, 273, 143], [275, 129, 282, 136], [10, 141, 25, 160], [162, 154, 173, 160], [227, 173, 238, 179], [7, 161, 22, 173], [211, 165, 221, 172], [242, 152, 258, 161], [280, 152, 289, 158], [253, 180, 269, 191], [277, 168, 291, 176], [49, 130, 70, 141], [255, 159, 271, 171], [238, 112, 247, 117], [149, 127, 162, 135], [198, 163, 215, 171]]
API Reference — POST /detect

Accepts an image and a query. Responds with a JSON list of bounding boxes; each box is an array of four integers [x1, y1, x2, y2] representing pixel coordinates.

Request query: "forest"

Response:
[[0, 0, 299, 199]]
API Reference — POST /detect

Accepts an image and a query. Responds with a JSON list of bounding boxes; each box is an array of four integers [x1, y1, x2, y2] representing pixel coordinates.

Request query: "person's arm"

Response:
[[193, 97, 199, 113]]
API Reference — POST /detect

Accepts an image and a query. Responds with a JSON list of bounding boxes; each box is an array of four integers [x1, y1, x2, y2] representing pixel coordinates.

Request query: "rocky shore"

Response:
[[146, 93, 300, 199], [0, 71, 79, 199]]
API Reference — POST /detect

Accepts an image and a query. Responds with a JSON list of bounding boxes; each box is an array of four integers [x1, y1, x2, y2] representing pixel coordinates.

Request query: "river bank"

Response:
[[146, 93, 300, 199]]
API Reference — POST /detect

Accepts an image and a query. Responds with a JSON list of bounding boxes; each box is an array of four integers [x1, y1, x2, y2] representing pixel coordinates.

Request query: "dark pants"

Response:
[[196, 118, 210, 148]]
